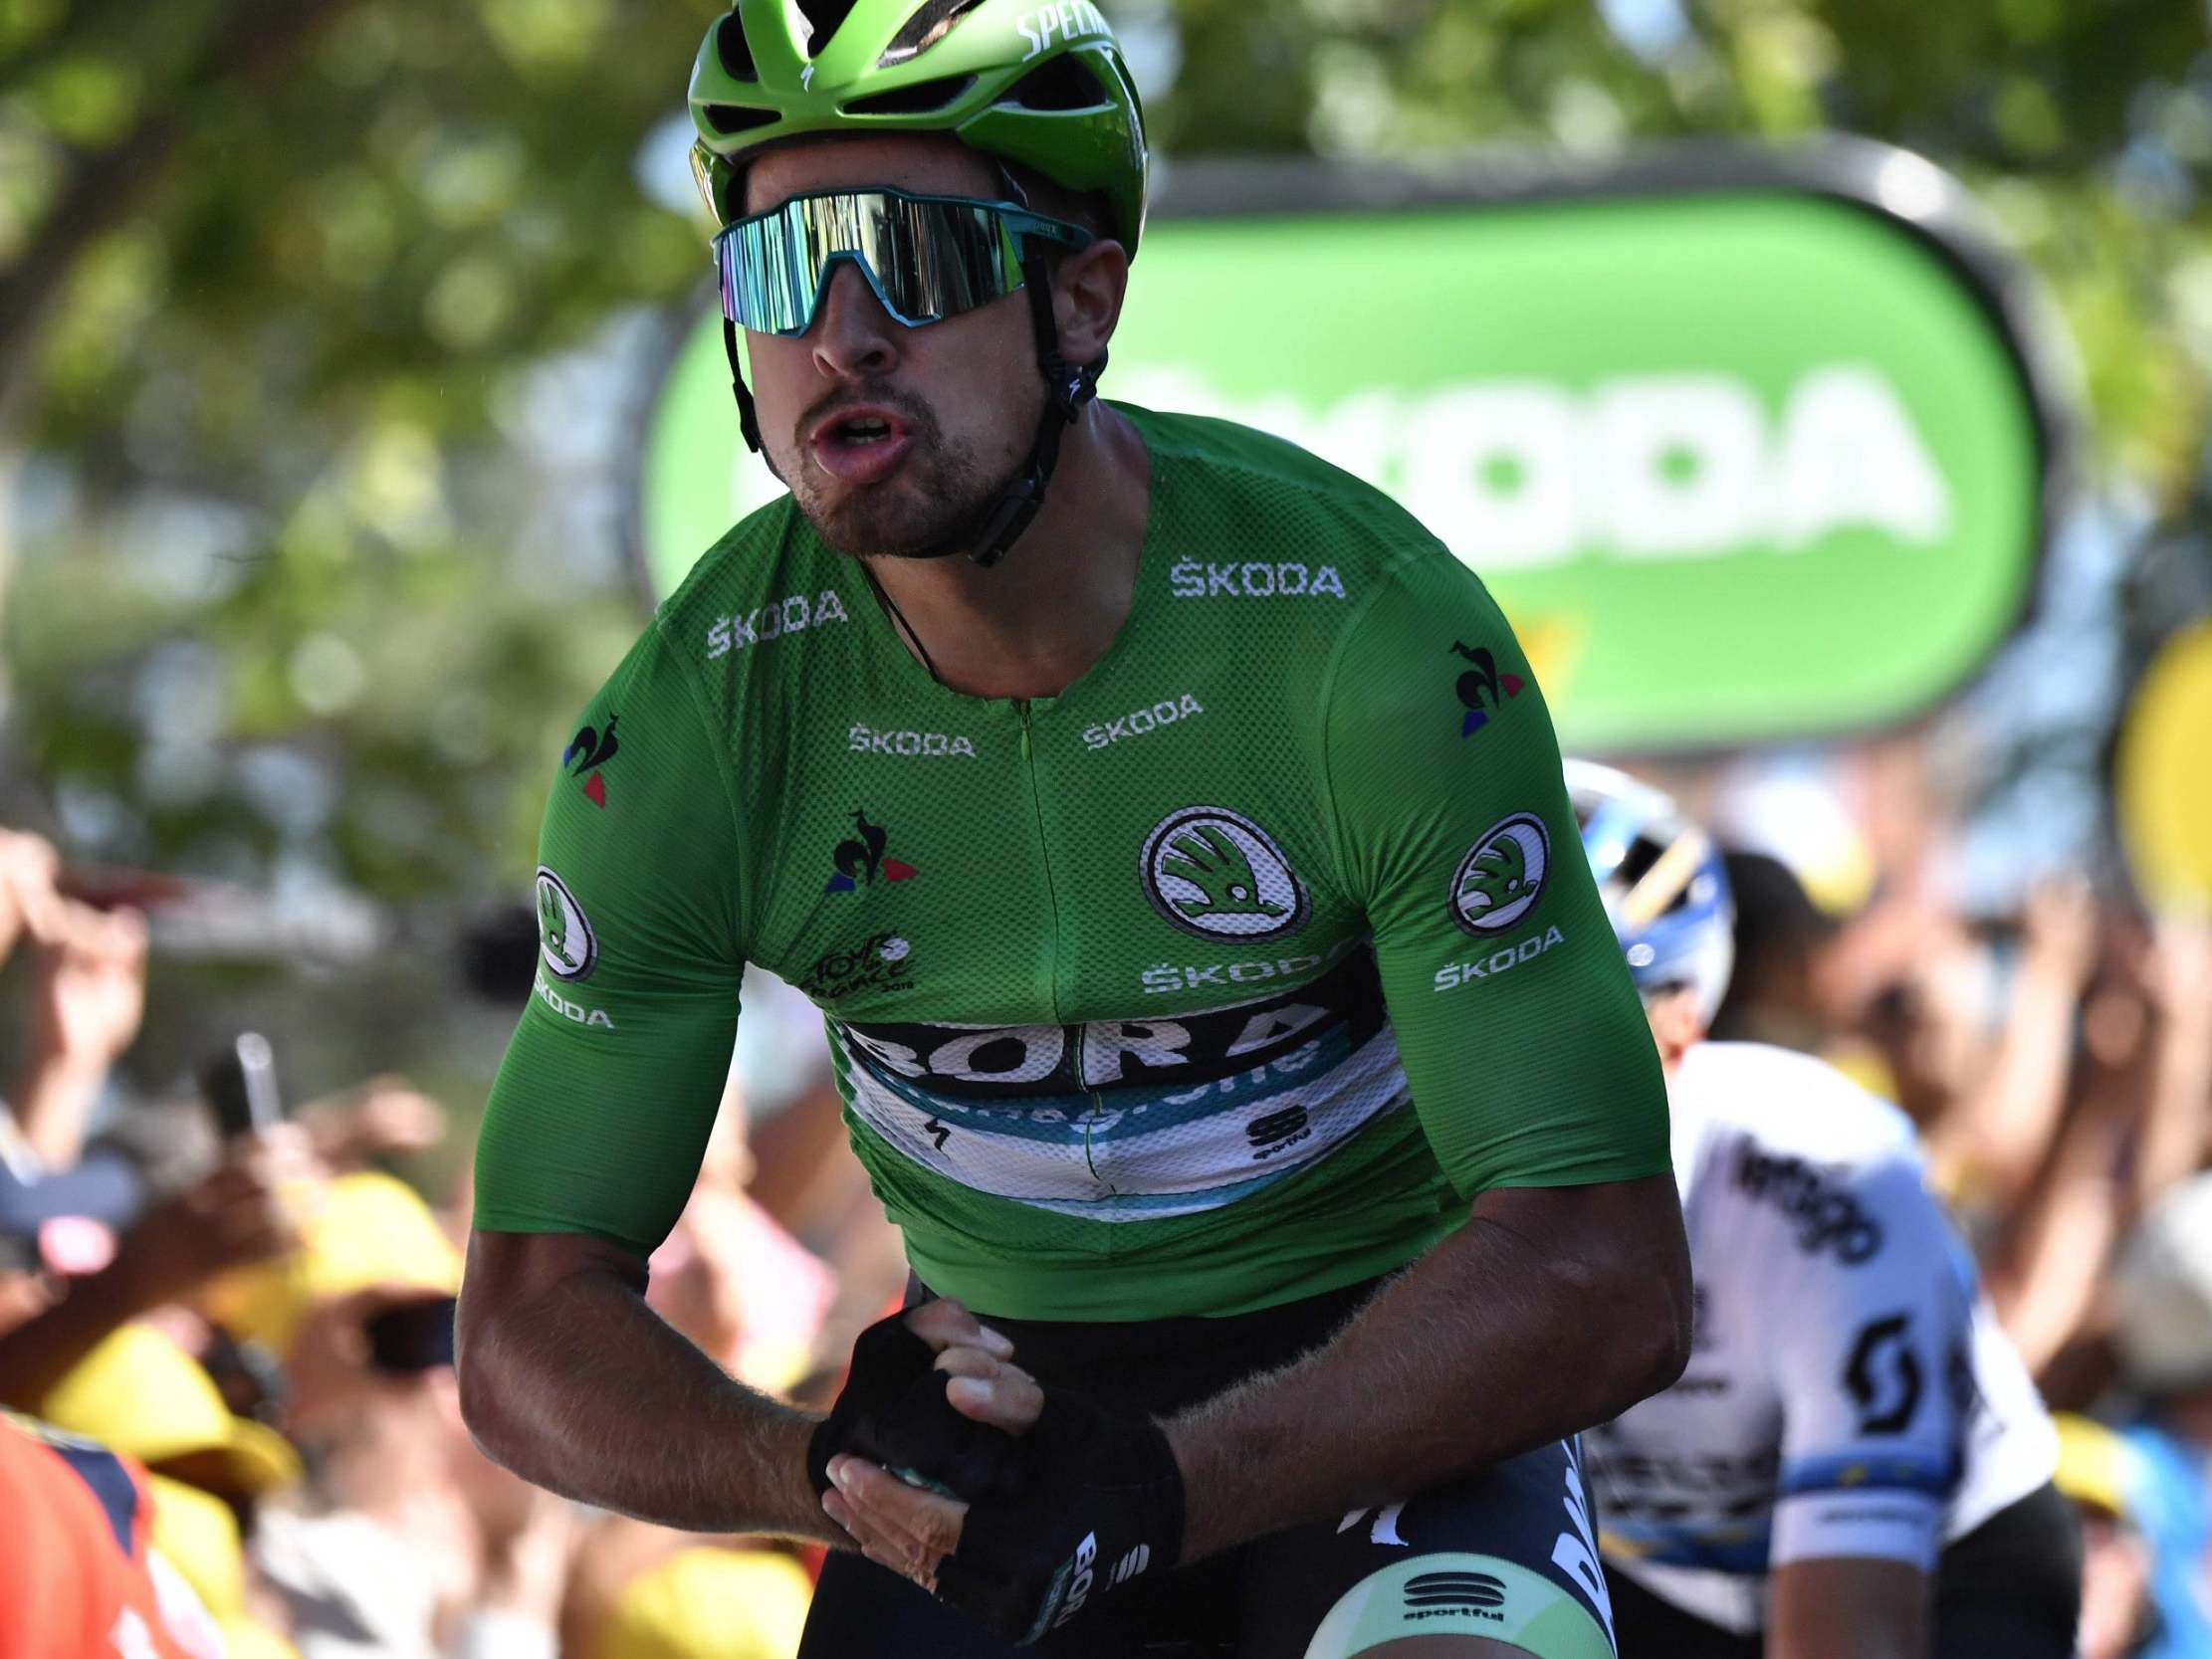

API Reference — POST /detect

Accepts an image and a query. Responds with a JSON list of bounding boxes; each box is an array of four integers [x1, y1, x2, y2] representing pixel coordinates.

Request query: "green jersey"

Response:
[[475, 405, 1667, 1322]]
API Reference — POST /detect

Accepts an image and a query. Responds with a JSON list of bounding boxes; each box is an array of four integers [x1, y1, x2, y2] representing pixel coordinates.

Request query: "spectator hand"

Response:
[[120, 1127, 318, 1310], [2149, 915, 2212, 1019], [28, 901, 148, 1076], [300, 1078, 448, 1171], [2022, 875, 2100, 988], [0, 830, 61, 964]]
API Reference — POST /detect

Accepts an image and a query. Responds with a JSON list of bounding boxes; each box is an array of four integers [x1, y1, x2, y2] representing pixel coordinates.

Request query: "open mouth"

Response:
[[836, 415, 895, 445], [813, 406, 910, 449]]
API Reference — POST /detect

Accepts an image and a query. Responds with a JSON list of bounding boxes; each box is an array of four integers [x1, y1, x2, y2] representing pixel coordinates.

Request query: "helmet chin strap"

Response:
[[964, 253, 1100, 567], [716, 169, 1100, 569]]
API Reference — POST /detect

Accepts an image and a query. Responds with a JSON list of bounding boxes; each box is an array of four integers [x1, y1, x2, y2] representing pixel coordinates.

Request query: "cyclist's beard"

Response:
[[793, 383, 1018, 562]]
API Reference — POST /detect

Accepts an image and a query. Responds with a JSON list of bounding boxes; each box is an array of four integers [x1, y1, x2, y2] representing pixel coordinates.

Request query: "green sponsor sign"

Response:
[[636, 146, 2062, 748]]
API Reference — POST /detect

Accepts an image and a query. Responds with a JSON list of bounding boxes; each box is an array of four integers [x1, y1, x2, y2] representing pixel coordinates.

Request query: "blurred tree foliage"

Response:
[[0, 0, 2207, 1091]]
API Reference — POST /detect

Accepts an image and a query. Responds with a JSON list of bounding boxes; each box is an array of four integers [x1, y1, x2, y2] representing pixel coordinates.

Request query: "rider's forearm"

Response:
[[1163, 1176, 1689, 1561], [457, 1259, 834, 1540]]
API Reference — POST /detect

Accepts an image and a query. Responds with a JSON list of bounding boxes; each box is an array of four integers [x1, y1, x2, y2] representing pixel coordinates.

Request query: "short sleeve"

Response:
[[472, 622, 748, 1257], [1760, 1149, 1972, 1571], [1319, 553, 1669, 1197]]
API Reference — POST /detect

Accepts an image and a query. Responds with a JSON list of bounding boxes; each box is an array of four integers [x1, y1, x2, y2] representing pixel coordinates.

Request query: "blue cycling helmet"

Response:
[[1564, 759, 1735, 1027]]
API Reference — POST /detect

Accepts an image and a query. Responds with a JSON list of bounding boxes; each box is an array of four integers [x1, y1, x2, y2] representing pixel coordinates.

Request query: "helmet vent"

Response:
[[878, 0, 984, 67], [842, 74, 976, 115], [714, 12, 758, 81], [999, 56, 1106, 112], [703, 103, 782, 134], [794, 0, 862, 54]]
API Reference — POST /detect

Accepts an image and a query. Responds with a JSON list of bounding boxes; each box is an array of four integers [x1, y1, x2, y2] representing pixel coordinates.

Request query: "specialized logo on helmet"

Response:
[[1015, 0, 1112, 61], [1142, 807, 1307, 941], [535, 867, 597, 981], [1449, 813, 1550, 935]]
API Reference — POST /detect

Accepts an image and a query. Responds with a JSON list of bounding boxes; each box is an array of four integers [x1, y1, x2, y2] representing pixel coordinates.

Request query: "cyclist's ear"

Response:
[[1049, 237, 1129, 373]]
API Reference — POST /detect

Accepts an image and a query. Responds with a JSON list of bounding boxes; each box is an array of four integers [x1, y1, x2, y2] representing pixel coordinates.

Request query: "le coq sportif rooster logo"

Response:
[[824, 810, 920, 895], [1141, 807, 1307, 941]]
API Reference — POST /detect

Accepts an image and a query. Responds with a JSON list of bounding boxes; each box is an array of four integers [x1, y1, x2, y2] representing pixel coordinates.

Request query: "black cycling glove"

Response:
[[807, 1310, 1021, 1503], [926, 1388, 1187, 1646]]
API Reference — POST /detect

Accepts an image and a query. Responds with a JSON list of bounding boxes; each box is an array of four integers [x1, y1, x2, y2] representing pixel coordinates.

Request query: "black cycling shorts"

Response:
[[796, 1279, 1619, 1659], [1602, 1480, 2082, 1659]]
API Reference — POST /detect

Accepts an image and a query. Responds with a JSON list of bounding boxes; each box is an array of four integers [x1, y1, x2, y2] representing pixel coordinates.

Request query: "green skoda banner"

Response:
[[635, 140, 2073, 749]]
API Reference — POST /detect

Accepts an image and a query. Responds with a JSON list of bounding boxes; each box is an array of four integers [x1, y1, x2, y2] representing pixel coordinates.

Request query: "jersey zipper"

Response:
[[1013, 702, 1109, 1193], [1013, 700, 1064, 1022]]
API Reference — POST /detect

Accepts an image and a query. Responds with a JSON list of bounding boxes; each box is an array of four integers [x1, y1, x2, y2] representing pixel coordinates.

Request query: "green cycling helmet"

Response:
[[688, 0, 1148, 252]]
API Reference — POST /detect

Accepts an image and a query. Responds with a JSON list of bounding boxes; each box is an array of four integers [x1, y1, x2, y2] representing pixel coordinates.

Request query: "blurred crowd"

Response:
[[2, 764, 2211, 1659], [0, 824, 906, 1659]]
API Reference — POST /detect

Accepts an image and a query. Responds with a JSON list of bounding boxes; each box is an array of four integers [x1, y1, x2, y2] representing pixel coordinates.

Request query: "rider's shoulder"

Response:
[[1676, 1040, 1920, 1174], [1129, 403, 1454, 578], [649, 494, 837, 670]]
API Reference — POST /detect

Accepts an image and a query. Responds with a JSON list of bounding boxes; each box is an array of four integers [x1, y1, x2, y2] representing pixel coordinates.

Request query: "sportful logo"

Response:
[[1110, 1544, 1151, 1585], [1402, 1570, 1507, 1622], [705, 590, 850, 659], [1245, 1105, 1311, 1160], [535, 868, 597, 982], [1450, 814, 1550, 935], [824, 810, 919, 894], [1141, 807, 1308, 942], [1083, 694, 1205, 750], [1169, 559, 1347, 600], [562, 715, 619, 807], [1450, 643, 1524, 737]]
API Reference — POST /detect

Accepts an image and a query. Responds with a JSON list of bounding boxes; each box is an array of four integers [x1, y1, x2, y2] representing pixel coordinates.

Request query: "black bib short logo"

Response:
[[1449, 814, 1551, 935], [1141, 807, 1308, 942], [535, 867, 597, 981]]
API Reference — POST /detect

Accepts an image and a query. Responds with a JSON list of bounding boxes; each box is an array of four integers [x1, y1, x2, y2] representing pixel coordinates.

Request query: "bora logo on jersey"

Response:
[[1450, 814, 1550, 935], [535, 867, 597, 981], [1142, 807, 1308, 941]]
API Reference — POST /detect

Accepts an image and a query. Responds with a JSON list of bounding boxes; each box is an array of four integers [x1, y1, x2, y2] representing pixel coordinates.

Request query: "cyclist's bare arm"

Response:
[[1167, 1172, 1689, 1560], [457, 1228, 833, 1540], [1768, 1557, 1930, 1659]]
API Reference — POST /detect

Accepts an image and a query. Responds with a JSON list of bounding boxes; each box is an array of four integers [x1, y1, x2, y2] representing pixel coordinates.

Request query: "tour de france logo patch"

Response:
[[1141, 807, 1308, 942]]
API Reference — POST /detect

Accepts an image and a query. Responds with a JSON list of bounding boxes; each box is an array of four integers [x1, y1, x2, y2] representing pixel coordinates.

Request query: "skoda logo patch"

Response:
[[535, 866, 597, 981], [1450, 813, 1550, 935], [1141, 806, 1307, 941]]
